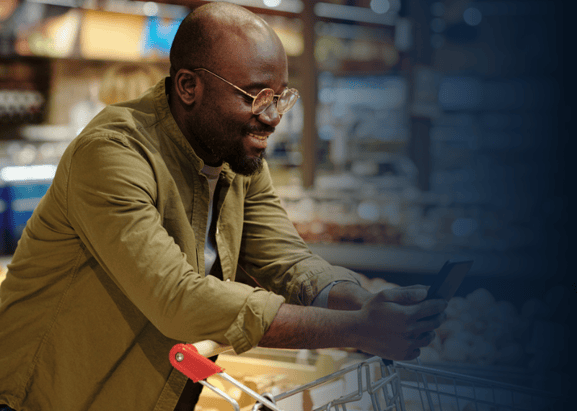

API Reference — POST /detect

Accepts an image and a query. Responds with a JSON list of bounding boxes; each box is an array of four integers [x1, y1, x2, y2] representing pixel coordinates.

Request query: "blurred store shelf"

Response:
[[308, 243, 548, 278]]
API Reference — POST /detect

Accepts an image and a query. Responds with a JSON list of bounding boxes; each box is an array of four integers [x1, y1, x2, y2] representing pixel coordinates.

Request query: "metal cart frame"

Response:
[[169, 341, 564, 411]]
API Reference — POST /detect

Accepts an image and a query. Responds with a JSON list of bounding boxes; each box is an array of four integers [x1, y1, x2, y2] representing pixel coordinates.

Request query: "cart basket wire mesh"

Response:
[[390, 361, 566, 411]]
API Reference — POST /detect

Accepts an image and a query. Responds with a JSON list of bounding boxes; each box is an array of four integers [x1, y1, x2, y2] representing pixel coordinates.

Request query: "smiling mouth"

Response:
[[247, 132, 268, 141]]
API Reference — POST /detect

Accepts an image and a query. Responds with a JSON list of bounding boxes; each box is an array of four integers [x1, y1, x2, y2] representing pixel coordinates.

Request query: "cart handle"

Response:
[[169, 340, 234, 383], [169, 341, 284, 410], [191, 339, 235, 357], [186, 340, 394, 365]]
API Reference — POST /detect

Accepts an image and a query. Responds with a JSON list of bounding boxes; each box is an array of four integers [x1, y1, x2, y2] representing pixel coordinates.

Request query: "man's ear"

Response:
[[174, 69, 200, 106]]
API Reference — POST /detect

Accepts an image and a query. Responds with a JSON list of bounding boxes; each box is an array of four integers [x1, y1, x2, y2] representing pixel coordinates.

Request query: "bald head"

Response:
[[169, 2, 285, 78]]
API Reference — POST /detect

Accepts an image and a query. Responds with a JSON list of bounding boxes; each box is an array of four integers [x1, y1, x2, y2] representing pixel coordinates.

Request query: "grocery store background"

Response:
[[0, 0, 570, 391]]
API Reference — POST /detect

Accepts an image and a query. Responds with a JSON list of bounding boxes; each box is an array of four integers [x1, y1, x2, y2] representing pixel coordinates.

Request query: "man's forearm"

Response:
[[327, 281, 372, 311], [258, 281, 371, 350], [258, 285, 448, 360], [258, 303, 360, 350]]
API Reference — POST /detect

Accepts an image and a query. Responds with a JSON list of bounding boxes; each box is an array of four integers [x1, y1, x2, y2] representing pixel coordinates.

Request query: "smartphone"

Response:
[[426, 259, 474, 301]]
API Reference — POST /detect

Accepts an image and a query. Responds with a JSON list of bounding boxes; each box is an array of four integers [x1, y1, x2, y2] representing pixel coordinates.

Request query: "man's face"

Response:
[[188, 34, 288, 176]]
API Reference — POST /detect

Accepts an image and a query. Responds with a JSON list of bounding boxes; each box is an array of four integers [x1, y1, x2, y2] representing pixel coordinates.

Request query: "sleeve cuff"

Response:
[[224, 290, 285, 354], [286, 264, 361, 306], [310, 280, 353, 308]]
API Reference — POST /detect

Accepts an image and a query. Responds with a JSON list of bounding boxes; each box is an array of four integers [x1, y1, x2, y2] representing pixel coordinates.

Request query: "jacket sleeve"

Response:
[[238, 161, 360, 306], [66, 135, 285, 354]]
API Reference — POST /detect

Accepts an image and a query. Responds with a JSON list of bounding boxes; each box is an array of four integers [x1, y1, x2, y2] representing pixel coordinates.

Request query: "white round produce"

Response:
[[445, 296, 471, 319], [483, 319, 512, 346], [469, 335, 497, 365], [488, 300, 519, 325], [441, 337, 470, 362], [436, 319, 465, 341], [465, 288, 495, 315]]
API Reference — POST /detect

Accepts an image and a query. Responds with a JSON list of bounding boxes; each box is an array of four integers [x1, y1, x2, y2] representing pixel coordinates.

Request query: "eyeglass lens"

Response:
[[253, 88, 299, 115]]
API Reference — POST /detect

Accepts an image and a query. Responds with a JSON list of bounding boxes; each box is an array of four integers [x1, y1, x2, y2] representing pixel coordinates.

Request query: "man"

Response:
[[0, 3, 446, 410]]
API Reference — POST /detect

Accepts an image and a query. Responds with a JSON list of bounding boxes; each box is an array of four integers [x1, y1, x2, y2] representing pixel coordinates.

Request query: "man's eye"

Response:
[[240, 93, 253, 103]]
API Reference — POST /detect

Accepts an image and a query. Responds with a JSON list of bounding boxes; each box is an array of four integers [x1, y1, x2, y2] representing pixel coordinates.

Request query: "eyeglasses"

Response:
[[193, 68, 300, 115]]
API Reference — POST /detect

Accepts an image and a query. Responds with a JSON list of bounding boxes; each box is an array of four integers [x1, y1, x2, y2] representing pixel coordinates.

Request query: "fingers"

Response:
[[400, 331, 435, 361], [400, 284, 429, 291], [406, 311, 446, 339], [399, 308, 444, 349], [360, 286, 449, 361], [407, 299, 447, 321], [419, 310, 446, 329], [378, 286, 428, 305], [385, 332, 434, 361]]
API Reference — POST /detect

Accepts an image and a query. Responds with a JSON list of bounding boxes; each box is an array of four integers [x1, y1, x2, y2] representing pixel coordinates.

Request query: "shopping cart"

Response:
[[169, 341, 565, 411]]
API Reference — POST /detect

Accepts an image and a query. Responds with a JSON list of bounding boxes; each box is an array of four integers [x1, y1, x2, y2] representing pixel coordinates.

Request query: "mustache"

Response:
[[245, 125, 275, 135]]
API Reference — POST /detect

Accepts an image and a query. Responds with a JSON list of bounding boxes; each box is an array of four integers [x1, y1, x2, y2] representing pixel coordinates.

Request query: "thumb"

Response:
[[381, 286, 428, 304]]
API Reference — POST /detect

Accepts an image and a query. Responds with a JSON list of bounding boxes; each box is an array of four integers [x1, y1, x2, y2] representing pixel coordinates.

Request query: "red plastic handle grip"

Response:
[[169, 343, 224, 382]]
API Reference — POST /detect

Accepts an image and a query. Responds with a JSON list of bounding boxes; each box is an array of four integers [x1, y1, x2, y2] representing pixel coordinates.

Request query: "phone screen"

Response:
[[426, 259, 473, 301]]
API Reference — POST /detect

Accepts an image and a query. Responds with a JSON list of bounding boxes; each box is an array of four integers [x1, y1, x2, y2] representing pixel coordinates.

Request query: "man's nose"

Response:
[[257, 102, 282, 127]]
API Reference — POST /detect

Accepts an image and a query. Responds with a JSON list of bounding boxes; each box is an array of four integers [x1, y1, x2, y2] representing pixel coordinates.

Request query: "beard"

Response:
[[195, 127, 266, 177], [189, 108, 271, 177], [223, 139, 265, 176]]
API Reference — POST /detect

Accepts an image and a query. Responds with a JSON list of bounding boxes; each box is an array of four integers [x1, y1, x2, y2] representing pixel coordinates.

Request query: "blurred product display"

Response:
[[0, 59, 49, 124], [0, 88, 45, 124], [98, 63, 165, 105], [0, 140, 62, 254], [68, 77, 104, 136]]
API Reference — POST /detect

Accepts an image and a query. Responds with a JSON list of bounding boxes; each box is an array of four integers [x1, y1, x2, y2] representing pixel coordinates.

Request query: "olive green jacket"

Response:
[[0, 79, 358, 411]]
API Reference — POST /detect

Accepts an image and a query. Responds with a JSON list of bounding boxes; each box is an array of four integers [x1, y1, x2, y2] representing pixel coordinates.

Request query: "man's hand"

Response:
[[354, 285, 447, 361]]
